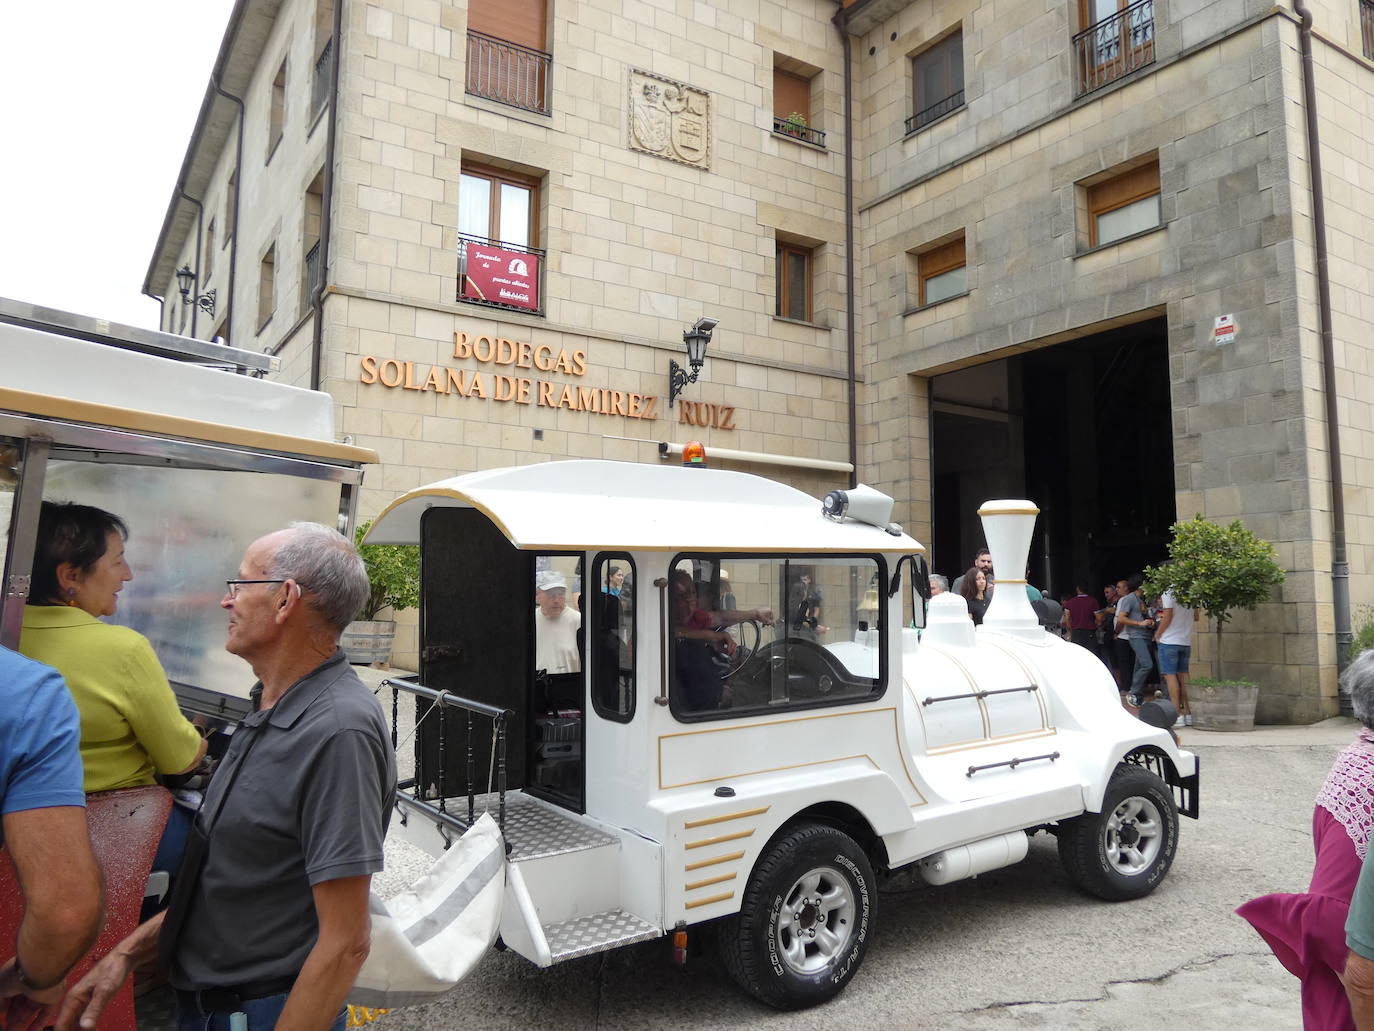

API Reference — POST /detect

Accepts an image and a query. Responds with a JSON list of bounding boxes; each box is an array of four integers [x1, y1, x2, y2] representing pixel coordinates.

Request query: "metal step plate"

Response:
[[545, 908, 661, 963], [459, 792, 617, 861]]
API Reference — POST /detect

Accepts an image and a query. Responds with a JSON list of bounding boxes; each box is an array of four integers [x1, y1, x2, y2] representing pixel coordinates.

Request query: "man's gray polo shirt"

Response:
[[168, 651, 396, 990]]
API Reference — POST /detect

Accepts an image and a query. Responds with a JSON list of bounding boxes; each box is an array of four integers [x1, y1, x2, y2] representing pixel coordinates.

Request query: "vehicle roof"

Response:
[[0, 320, 376, 466], [365, 460, 925, 554]]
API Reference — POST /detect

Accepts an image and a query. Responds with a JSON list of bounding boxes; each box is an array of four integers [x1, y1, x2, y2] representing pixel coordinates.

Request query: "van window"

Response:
[[590, 554, 634, 722], [668, 554, 885, 721]]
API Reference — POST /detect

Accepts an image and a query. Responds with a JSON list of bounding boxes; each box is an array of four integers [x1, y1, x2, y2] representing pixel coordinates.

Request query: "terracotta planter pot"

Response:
[[1189, 681, 1259, 732], [342, 619, 396, 665]]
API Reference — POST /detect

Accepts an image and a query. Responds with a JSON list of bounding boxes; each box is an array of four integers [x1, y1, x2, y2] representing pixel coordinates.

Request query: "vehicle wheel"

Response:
[[718, 822, 875, 1009], [1057, 762, 1178, 901]]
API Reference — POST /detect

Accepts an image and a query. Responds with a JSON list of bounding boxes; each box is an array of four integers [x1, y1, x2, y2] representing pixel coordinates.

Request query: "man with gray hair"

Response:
[[59, 523, 396, 1031]]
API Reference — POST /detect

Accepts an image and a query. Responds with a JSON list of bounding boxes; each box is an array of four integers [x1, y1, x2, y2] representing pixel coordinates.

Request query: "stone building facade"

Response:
[[147, 0, 1374, 719]]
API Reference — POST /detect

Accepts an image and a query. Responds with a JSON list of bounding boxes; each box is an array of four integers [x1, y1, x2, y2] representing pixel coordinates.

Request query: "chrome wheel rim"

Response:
[[775, 866, 857, 975], [1104, 795, 1163, 875]]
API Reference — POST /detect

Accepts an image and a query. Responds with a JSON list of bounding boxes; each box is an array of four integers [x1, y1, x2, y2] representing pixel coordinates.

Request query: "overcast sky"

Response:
[[0, 2, 237, 329]]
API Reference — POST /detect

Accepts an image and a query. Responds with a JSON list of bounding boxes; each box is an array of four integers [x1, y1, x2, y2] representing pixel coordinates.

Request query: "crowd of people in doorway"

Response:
[[2, 502, 395, 1031], [927, 547, 1199, 729]]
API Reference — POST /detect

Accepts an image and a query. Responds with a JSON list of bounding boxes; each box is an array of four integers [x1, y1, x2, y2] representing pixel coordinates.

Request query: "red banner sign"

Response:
[[462, 244, 539, 312]]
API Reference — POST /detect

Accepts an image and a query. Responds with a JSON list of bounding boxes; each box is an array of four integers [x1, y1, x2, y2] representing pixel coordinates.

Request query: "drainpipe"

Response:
[[1292, 0, 1352, 678], [175, 185, 205, 338], [212, 75, 245, 336], [832, 3, 859, 489], [310, 0, 345, 390]]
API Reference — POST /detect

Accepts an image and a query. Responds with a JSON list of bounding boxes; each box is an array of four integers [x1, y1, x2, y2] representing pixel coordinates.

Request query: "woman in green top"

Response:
[[19, 501, 206, 875]]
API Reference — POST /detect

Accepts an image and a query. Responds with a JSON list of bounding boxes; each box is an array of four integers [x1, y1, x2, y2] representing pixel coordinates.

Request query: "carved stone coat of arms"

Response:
[[628, 69, 710, 170]]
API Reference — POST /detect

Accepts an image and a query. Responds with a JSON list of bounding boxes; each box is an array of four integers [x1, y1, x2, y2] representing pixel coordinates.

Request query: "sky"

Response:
[[0, 2, 238, 330]]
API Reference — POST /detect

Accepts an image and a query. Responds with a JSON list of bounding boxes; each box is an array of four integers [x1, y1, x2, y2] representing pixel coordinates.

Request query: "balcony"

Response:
[[1362, 0, 1374, 59], [905, 89, 964, 136], [312, 37, 333, 117], [304, 239, 321, 302], [772, 116, 826, 148], [457, 234, 546, 316], [465, 31, 552, 116], [1072, 0, 1155, 97]]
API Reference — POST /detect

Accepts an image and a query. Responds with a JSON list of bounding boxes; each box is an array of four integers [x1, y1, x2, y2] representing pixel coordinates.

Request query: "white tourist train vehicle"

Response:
[[367, 458, 1201, 1009]]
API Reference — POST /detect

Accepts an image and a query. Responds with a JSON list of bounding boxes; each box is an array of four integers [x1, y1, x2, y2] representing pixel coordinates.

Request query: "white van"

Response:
[[368, 457, 1200, 1009]]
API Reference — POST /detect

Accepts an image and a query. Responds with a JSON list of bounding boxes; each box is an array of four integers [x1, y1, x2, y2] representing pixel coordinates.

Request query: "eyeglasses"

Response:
[[225, 579, 287, 599]]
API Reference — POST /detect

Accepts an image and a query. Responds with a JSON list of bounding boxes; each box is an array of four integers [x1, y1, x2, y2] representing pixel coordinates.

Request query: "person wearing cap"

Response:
[[535, 570, 581, 675]]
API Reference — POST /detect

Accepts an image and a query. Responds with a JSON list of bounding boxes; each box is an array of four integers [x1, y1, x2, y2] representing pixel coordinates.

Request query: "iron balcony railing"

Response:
[[1072, 0, 1155, 96], [457, 232, 547, 316], [1362, 0, 1374, 59], [905, 89, 965, 135], [304, 239, 321, 301], [466, 30, 552, 116], [772, 116, 827, 148], [312, 36, 334, 117]]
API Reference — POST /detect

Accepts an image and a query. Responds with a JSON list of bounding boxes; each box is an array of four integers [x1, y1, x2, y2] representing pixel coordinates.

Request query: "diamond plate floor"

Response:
[[443, 792, 616, 861], [545, 908, 661, 963]]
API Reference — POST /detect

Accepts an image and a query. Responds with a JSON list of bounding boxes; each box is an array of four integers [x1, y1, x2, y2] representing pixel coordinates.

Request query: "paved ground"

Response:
[[139, 684, 1353, 1030], [354, 714, 1353, 1031]]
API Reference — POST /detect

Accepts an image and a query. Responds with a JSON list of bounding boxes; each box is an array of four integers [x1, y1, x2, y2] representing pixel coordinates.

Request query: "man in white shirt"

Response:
[[534, 570, 581, 674], [1154, 588, 1199, 726]]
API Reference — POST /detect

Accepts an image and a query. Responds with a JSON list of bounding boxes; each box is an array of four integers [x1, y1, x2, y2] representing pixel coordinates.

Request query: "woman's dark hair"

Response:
[[29, 501, 128, 605], [959, 566, 983, 603]]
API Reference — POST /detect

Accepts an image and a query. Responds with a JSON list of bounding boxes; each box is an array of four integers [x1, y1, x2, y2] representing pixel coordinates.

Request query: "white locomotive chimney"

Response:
[[978, 499, 1043, 640]]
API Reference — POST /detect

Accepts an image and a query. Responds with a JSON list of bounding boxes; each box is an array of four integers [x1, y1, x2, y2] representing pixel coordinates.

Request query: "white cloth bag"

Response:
[[350, 813, 506, 1008]]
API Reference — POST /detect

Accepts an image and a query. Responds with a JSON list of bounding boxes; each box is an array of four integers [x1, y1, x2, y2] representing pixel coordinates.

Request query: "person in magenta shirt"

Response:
[[1238, 650, 1374, 1030]]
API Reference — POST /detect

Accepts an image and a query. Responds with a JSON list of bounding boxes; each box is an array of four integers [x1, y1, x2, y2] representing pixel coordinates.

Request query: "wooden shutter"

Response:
[[468, 0, 545, 50], [1088, 160, 1160, 217], [773, 68, 811, 121]]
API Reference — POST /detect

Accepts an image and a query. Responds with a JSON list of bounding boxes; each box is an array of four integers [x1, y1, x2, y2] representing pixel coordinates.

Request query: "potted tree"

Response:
[[342, 519, 420, 665], [1143, 515, 1285, 731]]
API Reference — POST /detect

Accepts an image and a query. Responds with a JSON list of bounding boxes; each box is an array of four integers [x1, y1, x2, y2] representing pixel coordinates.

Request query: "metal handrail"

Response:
[[304, 239, 321, 298], [771, 117, 827, 148], [1362, 0, 1374, 60], [1071, 0, 1155, 96], [384, 674, 512, 849], [905, 89, 964, 136], [465, 30, 552, 115]]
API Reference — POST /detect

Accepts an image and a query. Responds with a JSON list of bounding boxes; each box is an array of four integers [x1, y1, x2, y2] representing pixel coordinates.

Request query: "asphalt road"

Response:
[[355, 718, 1354, 1031]]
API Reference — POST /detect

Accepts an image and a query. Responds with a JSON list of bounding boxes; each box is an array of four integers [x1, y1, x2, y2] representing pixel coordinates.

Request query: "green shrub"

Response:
[[354, 519, 420, 621], [1352, 604, 1374, 658]]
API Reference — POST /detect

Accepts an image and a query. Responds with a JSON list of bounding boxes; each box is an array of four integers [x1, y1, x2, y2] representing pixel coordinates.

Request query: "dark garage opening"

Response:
[[929, 317, 1176, 599]]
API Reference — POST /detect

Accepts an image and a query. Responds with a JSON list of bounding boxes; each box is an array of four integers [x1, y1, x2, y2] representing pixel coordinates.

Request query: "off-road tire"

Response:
[[1058, 762, 1178, 901], [718, 822, 875, 1009]]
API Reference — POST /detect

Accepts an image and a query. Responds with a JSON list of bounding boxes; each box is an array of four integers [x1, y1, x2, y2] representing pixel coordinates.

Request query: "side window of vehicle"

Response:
[[590, 554, 635, 722], [669, 554, 886, 721]]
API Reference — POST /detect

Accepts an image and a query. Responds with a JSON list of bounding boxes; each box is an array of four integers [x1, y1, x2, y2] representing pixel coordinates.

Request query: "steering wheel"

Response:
[[717, 618, 762, 678]]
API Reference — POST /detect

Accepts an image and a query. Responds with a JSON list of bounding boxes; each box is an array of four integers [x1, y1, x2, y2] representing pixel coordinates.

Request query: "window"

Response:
[[258, 243, 276, 331], [1363, 0, 1374, 59], [1073, 0, 1154, 95], [1086, 158, 1160, 247], [313, 0, 335, 116], [591, 554, 635, 722], [669, 555, 886, 722], [908, 30, 964, 135], [772, 63, 824, 146], [532, 554, 584, 809], [775, 242, 812, 321], [225, 172, 237, 241], [918, 234, 967, 306], [457, 164, 543, 313], [211, 313, 231, 346], [466, 0, 551, 114], [302, 172, 324, 312], [204, 220, 216, 282], [268, 59, 286, 160]]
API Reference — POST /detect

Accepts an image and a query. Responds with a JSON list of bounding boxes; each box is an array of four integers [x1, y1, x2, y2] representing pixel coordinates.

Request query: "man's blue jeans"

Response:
[[1129, 636, 1154, 696], [176, 994, 347, 1031]]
